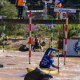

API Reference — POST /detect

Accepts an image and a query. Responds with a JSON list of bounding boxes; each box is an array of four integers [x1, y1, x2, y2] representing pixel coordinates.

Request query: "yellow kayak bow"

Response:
[[26, 68, 57, 74]]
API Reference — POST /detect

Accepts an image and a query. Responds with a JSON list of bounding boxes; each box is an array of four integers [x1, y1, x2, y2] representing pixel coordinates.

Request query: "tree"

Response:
[[0, 0, 18, 19]]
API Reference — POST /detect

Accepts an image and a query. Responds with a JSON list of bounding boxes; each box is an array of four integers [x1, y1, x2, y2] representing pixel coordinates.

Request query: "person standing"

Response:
[[55, 0, 63, 20], [15, 0, 26, 19], [1, 32, 4, 37]]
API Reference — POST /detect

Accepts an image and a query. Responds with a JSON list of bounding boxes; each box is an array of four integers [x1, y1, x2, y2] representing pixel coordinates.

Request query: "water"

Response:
[[0, 51, 80, 80]]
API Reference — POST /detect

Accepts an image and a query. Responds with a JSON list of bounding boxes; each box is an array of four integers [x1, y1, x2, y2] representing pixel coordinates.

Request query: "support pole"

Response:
[[57, 29, 59, 49], [58, 50, 59, 73], [64, 11, 68, 65], [39, 27, 41, 49], [51, 20, 53, 47], [29, 11, 31, 64], [3, 22, 5, 52], [15, 26, 17, 39], [78, 12, 80, 56]]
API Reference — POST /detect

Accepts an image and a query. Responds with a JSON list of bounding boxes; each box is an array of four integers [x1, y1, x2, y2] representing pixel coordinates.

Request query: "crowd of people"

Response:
[[31, 35, 39, 50], [15, 0, 63, 20]]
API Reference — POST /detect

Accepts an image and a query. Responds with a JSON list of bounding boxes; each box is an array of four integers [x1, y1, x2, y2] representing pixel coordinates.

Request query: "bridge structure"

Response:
[[0, 19, 79, 24]]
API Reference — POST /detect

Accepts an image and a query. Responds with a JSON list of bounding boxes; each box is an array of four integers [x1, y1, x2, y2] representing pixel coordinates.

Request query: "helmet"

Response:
[[50, 51, 56, 57]]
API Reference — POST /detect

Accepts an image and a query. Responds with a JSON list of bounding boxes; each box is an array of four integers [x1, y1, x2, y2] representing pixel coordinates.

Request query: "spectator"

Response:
[[31, 38, 34, 50], [55, 0, 63, 20], [1, 32, 4, 37], [15, 0, 26, 19], [5, 35, 8, 41], [33, 35, 39, 49]]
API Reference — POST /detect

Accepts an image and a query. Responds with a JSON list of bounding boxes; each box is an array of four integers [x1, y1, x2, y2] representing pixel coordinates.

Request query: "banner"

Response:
[[60, 12, 66, 19], [54, 8, 76, 13], [63, 39, 80, 56], [42, 0, 52, 3], [42, 24, 56, 30], [25, 24, 39, 32]]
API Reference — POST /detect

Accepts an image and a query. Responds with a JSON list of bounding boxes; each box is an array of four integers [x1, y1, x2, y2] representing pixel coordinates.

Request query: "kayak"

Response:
[[26, 68, 57, 74]]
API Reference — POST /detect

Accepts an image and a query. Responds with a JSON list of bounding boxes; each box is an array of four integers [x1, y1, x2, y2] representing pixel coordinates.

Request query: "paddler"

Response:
[[39, 47, 59, 69]]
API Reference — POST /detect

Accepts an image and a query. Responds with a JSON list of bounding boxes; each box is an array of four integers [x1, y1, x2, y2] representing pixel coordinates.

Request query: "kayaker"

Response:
[[39, 47, 59, 69]]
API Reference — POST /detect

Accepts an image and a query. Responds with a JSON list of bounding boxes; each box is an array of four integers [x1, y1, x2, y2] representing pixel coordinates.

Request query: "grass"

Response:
[[0, 35, 62, 53], [43, 43, 57, 50], [0, 45, 21, 51], [5, 46, 21, 51], [0, 37, 3, 42]]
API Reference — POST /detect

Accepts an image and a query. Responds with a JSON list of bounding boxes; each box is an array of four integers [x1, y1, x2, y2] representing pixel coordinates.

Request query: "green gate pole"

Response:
[[51, 20, 53, 47], [3, 22, 5, 52], [78, 12, 80, 56]]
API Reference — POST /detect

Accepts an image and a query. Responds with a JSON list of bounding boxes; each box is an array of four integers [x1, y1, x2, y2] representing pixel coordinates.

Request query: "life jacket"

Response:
[[18, 0, 25, 6], [31, 40, 34, 45], [5, 36, 8, 40], [55, 3, 62, 7]]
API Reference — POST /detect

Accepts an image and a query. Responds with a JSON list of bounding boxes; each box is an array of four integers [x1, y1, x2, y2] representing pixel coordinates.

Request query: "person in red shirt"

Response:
[[33, 35, 39, 49]]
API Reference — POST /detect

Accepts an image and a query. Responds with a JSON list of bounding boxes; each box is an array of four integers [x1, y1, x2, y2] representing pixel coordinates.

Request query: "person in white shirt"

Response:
[[1, 32, 4, 37]]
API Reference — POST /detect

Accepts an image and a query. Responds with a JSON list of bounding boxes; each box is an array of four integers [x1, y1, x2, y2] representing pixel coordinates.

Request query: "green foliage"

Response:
[[35, 24, 47, 31], [47, 15, 55, 20], [53, 24, 79, 39], [0, 0, 10, 8], [68, 24, 78, 39], [0, 0, 18, 19], [43, 42, 57, 50]]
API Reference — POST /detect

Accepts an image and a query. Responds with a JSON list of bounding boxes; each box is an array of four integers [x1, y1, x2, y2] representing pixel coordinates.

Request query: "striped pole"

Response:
[[58, 50, 59, 73], [78, 12, 80, 56], [39, 28, 41, 49], [51, 20, 53, 47], [3, 22, 5, 52], [64, 11, 68, 65], [29, 11, 31, 64], [57, 29, 59, 49]]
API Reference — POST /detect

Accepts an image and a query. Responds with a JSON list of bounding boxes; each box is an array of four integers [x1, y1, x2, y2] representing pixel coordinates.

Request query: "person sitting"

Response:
[[33, 35, 39, 49], [31, 38, 34, 50], [39, 47, 59, 69], [5, 35, 8, 41]]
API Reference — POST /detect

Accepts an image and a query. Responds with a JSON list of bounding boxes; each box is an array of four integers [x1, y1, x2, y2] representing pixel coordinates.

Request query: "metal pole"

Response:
[[49, 38, 50, 47], [64, 11, 68, 65], [51, 20, 53, 47], [57, 29, 59, 49], [43, 2, 47, 20], [29, 11, 32, 64], [3, 22, 5, 52], [58, 50, 59, 73], [78, 12, 80, 56], [15, 26, 16, 39], [63, 24, 65, 39], [39, 28, 41, 49]]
